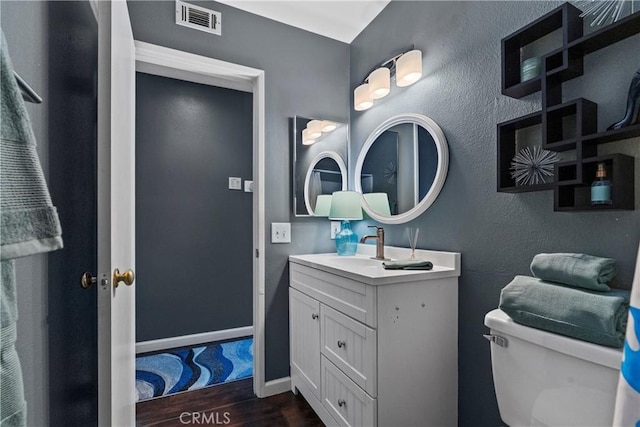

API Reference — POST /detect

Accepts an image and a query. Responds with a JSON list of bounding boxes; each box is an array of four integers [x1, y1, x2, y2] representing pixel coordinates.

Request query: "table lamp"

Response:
[[329, 191, 363, 256], [363, 192, 391, 217], [313, 194, 332, 217]]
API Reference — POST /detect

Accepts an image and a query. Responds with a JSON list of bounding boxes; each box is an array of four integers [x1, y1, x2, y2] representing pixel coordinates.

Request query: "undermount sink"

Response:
[[289, 244, 460, 286]]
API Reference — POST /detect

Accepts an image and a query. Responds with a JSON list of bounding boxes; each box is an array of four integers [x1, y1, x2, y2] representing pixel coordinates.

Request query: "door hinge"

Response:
[[255, 248, 259, 258]]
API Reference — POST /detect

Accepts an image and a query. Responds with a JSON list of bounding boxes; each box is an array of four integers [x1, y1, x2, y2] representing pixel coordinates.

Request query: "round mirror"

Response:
[[355, 113, 449, 224], [304, 151, 347, 215]]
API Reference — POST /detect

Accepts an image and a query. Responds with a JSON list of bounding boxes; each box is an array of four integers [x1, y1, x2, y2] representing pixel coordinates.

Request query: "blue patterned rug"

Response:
[[135, 337, 253, 401]]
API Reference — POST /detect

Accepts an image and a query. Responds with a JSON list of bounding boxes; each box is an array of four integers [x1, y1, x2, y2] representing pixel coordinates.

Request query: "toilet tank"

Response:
[[484, 309, 622, 427]]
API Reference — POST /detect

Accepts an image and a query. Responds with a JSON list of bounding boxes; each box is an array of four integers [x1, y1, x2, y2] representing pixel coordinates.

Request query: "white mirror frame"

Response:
[[354, 113, 449, 224], [304, 151, 348, 215]]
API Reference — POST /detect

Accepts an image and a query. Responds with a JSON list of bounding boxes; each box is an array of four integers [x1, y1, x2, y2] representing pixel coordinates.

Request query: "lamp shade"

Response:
[[302, 128, 315, 145], [307, 120, 322, 138], [368, 67, 390, 99], [396, 49, 422, 87], [363, 192, 391, 216], [321, 120, 337, 132], [354, 83, 373, 111], [314, 194, 332, 217], [329, 191, 363, 220]]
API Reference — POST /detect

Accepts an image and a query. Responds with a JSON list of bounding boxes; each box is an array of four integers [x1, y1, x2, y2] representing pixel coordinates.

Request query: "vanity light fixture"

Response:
[[321, 120, 337, 132], [301, 119, 338, 145], [353, 46, 423, 111], [307, 120, 323, 139], [302, 128, 315, 145]]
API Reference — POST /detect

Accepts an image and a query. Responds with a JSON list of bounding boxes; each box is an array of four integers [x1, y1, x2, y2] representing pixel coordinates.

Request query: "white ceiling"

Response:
[[216, 1, 390, 43]]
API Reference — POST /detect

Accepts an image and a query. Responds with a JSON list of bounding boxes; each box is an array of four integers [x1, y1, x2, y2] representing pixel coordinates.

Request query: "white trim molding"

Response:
[[134, 41, 267, 399], [263, 377, 292, 397], [135, 326, 254, 354]]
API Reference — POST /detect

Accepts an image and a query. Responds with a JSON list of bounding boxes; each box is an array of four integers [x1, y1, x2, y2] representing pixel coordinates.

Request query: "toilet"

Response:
[[484, 309, 623, 427]]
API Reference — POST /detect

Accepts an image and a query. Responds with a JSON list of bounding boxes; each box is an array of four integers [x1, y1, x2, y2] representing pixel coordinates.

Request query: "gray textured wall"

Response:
[[350, 2, 640, 425], [127, 0, 350, 380], [1, 1, 98, 425], [135, 72, 253, 342]]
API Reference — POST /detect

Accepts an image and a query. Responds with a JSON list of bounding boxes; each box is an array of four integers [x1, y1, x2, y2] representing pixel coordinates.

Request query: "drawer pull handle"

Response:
[[338, 399, 346, 408], [312, 313, 318, 320], [337, 340, 346, 348]]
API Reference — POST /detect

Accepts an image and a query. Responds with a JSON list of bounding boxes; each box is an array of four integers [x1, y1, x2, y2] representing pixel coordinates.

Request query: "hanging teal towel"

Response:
[[530, 253, 616, 291], [499, 275, 629, 348], [0, 29, 63, 427], [383, 259, 433, 270]]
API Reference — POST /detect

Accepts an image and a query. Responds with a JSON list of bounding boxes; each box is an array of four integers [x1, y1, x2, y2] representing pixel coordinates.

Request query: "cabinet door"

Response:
[[290, 288, 321, 399]]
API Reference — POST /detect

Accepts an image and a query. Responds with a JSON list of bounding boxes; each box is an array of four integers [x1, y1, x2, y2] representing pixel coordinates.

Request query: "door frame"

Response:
[[134, 41, 267, 397]]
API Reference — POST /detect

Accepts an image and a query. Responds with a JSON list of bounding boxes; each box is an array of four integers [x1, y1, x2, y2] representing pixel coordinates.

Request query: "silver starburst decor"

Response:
[[384, 161, 397, 184], [572, 0, 637, 28], [510, 146, 559, 186]]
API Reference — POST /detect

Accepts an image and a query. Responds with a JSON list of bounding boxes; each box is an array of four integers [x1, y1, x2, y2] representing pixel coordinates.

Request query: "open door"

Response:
[[97, 0, 136, 424]]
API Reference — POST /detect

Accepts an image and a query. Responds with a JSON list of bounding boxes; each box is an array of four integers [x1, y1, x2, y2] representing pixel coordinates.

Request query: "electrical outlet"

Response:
[[271, 222, 291, 243], [330, 221, 341, 240]]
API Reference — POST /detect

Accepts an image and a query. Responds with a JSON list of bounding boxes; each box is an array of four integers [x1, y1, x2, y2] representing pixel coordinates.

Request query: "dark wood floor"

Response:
[[136, 378, 324, 426]]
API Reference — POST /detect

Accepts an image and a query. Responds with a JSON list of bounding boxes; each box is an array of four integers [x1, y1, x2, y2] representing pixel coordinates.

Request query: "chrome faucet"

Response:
[[360, 226, 388, 260]]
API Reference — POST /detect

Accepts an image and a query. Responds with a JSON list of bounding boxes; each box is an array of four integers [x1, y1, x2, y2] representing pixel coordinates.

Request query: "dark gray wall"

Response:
[[350, 2, 640, 426], [135, 72, 253, 342], [1, 1, 98, 425], [127, 1, 350, 380]]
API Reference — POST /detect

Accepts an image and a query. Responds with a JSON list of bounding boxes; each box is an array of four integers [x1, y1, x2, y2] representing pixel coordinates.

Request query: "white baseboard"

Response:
[[263, 377, 291, 397], [136, 326, 254, 354]]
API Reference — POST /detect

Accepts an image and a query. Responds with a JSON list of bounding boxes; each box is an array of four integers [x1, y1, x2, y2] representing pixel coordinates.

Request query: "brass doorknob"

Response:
[[81, 272, 97, 289], [113, 268, 135, 288]]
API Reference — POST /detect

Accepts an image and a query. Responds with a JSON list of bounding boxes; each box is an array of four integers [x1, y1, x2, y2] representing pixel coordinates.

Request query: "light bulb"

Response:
[[396, 49, 422, 87], [354, 83, 373, 111], [368, 67, 390, 99]]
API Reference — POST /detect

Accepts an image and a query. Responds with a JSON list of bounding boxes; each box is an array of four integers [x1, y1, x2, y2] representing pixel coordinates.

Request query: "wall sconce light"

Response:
[[354, 46, 423, 111], [302, 119, 337, 145]]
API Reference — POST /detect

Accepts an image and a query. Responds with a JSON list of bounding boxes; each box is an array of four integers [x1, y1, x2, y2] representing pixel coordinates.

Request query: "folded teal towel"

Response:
[[383, 259, 433, 270], [499, 275, 629, 348], [530, 253, 616, 291]]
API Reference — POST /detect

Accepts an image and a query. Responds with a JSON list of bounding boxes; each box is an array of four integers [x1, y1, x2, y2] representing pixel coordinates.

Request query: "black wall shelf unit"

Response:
[[497, 3, 639, 211]]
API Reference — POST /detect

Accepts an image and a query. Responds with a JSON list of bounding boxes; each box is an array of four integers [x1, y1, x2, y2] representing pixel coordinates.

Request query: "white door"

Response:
[[97, 0, 136, 425]]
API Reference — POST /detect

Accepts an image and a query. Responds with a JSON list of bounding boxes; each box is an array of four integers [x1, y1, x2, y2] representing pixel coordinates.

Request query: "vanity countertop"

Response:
[[289, 244, 460, 286]]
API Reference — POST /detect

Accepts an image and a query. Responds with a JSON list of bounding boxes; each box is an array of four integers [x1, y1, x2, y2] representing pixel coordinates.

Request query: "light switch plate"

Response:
[[330, 221, 341, 240], [228, 177, 242, 190], [271, 222, 291, 243], [244, 180, 254, 192]]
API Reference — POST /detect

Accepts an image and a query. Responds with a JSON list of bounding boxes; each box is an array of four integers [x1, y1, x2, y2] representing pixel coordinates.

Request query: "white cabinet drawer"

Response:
[[290, 262, 377, 327], [322, 356, 376, 427], [321, 305, 377, 396]]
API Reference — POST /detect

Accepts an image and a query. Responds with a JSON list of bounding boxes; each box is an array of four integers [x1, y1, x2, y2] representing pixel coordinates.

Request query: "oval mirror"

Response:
[[304, 151, 347, 214], [354, 113, 449, 224]]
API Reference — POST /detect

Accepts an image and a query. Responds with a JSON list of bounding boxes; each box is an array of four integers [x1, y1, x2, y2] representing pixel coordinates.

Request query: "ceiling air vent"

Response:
[[175, 0, 221, 36]]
